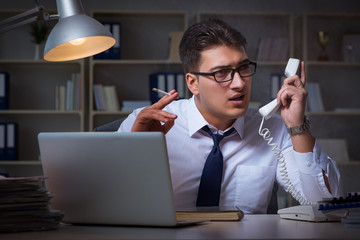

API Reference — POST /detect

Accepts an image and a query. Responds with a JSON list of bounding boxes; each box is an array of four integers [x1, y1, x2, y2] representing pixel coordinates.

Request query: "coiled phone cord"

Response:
[[259, 116, 311, 206]]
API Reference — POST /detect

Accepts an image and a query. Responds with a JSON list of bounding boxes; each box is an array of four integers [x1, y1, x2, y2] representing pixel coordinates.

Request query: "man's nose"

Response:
[[230, 71, 246, 88]]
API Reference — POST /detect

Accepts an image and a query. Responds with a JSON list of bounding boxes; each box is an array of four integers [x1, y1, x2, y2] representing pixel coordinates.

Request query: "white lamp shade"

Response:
[[44, 14, 115, 61]]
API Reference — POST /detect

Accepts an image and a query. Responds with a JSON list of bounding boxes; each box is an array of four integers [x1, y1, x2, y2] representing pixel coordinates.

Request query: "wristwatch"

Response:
[[287, 116, 311, 135]]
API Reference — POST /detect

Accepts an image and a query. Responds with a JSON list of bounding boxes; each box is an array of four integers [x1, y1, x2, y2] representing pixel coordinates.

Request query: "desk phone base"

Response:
[[278, 193, 360, 222]]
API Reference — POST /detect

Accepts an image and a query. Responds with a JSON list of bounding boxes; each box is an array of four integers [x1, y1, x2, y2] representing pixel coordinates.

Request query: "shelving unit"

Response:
[[302, 13, 360, 161], [0, 9, 85, 177], [0, 59, 85, 177], [302, 13, 360, 62], [89, 11, 188, 130]]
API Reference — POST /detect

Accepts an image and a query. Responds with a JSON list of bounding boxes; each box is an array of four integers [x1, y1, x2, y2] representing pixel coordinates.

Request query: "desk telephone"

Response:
[[277, 193, 360, 222], [258, 58, 360, 222]]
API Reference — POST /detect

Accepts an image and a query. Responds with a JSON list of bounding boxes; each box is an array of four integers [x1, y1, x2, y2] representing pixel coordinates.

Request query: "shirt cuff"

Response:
[[293, 140, 333, 198], [293, 140, 326, 175]]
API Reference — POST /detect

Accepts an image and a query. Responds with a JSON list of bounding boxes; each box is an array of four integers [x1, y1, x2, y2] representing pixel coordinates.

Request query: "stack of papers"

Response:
[[0, 176, 63, 233]]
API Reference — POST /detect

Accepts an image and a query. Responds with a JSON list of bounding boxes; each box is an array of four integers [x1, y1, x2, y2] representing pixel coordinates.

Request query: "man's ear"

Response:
[[186, 73, 199, 95]]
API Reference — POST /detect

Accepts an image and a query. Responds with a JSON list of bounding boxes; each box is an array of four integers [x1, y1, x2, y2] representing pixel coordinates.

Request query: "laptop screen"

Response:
[[38, 132, 179, 226]]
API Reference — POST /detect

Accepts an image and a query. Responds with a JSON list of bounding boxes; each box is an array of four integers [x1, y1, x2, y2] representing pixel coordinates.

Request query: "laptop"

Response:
[[38, 132, 202, 227]]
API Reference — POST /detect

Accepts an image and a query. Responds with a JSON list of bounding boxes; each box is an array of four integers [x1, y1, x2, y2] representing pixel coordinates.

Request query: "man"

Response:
[[118, 19, 342, 213]]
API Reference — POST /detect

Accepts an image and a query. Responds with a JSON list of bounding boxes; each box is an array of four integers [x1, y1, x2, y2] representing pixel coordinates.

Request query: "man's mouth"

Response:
[[229, 94, 245, 101]]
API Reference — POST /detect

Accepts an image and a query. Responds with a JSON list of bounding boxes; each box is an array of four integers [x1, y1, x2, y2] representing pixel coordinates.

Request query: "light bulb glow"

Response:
[[69, 38, 86, 45]]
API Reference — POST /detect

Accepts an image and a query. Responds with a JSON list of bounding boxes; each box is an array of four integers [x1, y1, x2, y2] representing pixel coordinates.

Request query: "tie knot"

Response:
[[201, 126, 234, 145]]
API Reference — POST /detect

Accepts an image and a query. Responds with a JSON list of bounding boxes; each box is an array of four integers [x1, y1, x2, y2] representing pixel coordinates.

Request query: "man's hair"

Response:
[[179, 19, 247, 73]]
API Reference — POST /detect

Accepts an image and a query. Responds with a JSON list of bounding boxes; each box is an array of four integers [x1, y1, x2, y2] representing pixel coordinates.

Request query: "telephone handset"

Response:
[[258, 58, 311, 207], [259, 58, 300, 119], [259, 60, 357, 222]]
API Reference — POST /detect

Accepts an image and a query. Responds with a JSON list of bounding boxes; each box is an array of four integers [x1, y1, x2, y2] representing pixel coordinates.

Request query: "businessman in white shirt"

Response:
[[118, 19, 342, 213]]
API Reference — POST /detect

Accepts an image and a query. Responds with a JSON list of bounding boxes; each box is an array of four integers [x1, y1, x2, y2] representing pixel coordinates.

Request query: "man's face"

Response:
[[187, 45, 252, 130]]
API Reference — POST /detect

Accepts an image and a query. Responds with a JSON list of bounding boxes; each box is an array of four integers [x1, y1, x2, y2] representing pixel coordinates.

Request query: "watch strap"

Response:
[[287, 116, 311, 135]]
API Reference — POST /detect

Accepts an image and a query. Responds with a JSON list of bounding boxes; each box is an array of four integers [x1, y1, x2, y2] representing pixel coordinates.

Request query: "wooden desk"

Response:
[[1, 215, 359, 240]]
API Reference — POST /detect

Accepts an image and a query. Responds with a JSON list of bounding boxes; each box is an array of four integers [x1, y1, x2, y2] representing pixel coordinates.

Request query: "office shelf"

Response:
[[0, 18, 85, 176], [89, 11, 188, 130], [302, 13, 360, 161]]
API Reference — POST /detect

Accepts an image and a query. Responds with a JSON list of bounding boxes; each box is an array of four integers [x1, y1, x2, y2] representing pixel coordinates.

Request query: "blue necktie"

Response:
[[196, 126, 235, 206]]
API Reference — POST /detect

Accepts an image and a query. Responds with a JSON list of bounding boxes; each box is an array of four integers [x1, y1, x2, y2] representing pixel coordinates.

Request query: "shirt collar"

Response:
[[187, 96, 245, 139]]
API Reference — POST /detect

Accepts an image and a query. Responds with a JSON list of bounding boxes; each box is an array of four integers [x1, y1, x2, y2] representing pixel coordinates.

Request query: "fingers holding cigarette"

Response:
[[152, 88, 179, 110], [152, 88, 179, 99], [152, 88, 171, 96], [131, 88, 179, 133]]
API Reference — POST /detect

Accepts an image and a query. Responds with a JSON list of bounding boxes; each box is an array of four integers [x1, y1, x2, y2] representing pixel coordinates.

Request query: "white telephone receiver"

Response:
[[258, 58, 311, 206], [259, 58, 300, 119]]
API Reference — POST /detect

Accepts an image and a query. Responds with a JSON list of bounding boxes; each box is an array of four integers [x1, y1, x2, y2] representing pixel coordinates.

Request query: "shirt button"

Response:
[[306, 162, 312, 167]]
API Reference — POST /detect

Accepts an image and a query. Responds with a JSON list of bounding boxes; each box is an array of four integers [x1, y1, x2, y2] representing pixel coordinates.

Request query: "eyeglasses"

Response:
[[191, 61, 257, 83]]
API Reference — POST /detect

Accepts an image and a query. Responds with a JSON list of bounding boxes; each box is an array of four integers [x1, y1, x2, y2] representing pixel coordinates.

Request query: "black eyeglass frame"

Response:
[[191, 61, 257, 83]]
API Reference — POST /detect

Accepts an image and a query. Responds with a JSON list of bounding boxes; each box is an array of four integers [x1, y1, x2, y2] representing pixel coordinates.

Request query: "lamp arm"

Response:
[[0, 6, 43, 26], [0, 16, 38, 34], [48, 14, 60, 21], [0, 5, 57, 34]]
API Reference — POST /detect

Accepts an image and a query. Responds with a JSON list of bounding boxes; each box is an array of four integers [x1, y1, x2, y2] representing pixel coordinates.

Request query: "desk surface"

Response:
[[1, 214, 359, 240]]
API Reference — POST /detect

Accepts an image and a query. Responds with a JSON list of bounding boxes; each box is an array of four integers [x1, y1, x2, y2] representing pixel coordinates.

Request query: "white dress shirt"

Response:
[[118, 96, 342, 213]]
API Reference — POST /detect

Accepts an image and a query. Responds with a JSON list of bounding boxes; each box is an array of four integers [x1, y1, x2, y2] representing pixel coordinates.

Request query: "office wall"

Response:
[[2, 0, 360, 18]]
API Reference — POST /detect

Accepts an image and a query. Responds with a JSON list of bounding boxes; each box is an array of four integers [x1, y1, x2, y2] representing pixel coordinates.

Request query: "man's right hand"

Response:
[[131, 90, 179, 133]]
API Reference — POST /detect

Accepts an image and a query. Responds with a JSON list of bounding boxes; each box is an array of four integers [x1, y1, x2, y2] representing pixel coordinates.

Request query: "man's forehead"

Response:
[[198, 45, 248, 70]]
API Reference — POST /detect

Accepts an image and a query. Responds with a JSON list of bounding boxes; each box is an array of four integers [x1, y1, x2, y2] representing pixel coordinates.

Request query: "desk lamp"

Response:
[[0, 0, 115, 62]]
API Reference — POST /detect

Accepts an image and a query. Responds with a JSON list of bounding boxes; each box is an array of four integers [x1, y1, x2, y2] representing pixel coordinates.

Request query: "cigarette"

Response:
[[152, 88, 171, 96]]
